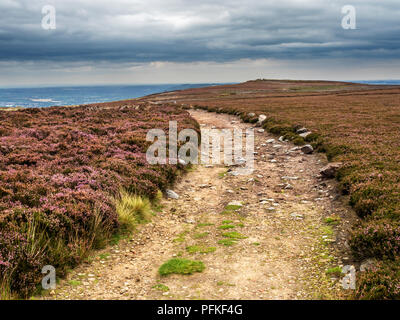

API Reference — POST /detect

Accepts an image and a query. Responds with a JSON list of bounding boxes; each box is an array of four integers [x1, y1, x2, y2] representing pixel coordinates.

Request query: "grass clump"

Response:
[[196, 222, 214, 228], [186, 245, 216, 254], [218, 224, 236, 230], [324, 215, 341, 225], [218, 170, 228, 178], [225, 205, 242, 211], [321, 226, 334, 236], [115, 190, 152, 232], [158, 258, 205, 276], [193, 232, 209, 239], [222, 231, 247, 239], [218, 239, 237, 246], [218, 231, 247, 246], [152, 283, 170, 292], [68, 280, 81, 286], [325, 266, 342, 277], [99, 253, 110, 260], [221, 204, 243, 215], [173, 231, 189, 243]]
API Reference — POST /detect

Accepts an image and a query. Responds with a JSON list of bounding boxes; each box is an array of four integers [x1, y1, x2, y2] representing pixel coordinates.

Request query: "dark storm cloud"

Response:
[[0, 0, 399, 63]]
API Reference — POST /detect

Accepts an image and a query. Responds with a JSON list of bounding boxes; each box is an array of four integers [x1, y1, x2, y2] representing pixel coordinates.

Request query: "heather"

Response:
[[0, 102, 198, 297], [166, 80, 400, 299]]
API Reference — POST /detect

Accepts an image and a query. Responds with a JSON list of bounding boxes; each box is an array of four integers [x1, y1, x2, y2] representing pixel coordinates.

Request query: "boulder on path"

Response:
[[301, 144, 314, 154], [320, 162, 343, 179]]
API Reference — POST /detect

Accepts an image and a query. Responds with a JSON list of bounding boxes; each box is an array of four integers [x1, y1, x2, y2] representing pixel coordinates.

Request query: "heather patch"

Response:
[[0, 102, 197, 297]]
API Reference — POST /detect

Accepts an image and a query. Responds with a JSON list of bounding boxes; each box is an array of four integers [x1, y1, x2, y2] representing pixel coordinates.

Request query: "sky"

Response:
[[0, 0, 399, 87]]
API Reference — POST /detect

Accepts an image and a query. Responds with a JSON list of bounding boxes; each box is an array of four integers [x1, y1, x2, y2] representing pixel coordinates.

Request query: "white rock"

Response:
[[256, 114, 267, 127], [227, 201, 243, 208], [299, 131, 312, 138], [166, 190, 179, 199], [291, 213, 304, 219], [281, 176, 299, 180], [296, 127, 308, 134]]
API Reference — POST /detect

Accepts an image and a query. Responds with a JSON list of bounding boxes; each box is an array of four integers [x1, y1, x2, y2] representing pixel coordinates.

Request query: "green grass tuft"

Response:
[[193, 232, 209, 239], [222, 231, 247, 239], [152, 283, 170, 292], [218, 224, 236, 230], [173, 231, 189, 243], [115, 190, 152, 232], [326, 266, 342, 277], [225, 205, 242, 211], [218, 239, 237, 246], [324, 216, 341, 225], [158, 258, 205, 276], [196, 222, 214, 228], [186, 245, 216, 254], [68, 280, 81, 286]]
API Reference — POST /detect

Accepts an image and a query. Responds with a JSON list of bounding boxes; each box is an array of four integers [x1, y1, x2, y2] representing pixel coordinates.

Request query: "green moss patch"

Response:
[[186, 245, 216, 254], [193, 232, 209, 239], [158, 258, 205, 276], [218, 239, 237, 246], [222, 231, 247, 239], [218, 224, 236, 230]]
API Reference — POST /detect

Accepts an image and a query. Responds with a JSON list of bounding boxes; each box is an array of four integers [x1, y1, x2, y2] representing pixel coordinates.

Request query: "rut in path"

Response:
[[43, 109, 355, 300]]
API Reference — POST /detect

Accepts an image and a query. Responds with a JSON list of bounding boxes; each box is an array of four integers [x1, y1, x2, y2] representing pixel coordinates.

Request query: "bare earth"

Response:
[[42, 109, 357, 300]]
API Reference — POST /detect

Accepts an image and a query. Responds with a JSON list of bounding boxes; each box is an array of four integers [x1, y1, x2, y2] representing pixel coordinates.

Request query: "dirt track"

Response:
[[42, 109, 356, 300]]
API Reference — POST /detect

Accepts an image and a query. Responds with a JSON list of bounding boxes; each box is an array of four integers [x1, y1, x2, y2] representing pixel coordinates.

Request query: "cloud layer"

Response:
[[1, 0, 399, 85]]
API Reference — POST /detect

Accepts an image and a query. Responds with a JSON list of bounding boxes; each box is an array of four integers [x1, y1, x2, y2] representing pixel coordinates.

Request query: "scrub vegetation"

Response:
[[0, 101, 198, 298]]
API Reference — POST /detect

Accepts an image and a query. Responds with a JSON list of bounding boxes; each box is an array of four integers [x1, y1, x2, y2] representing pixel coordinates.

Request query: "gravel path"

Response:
[[42, 109, 356, 300]]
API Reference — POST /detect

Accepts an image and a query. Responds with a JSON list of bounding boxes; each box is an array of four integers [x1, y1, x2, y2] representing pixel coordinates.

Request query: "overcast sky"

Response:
[[1, 0, 399, 87]]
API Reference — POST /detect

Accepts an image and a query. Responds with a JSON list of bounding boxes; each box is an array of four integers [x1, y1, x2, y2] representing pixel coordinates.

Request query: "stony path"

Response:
[[42, 109, 356, 300]]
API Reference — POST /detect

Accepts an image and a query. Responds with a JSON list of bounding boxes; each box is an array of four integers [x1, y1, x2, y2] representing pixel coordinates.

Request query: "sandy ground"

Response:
[[42, 109, 357, 300]]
